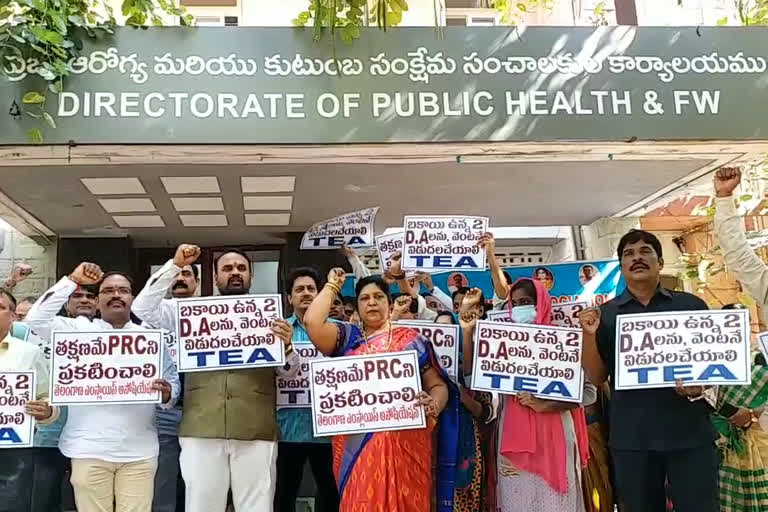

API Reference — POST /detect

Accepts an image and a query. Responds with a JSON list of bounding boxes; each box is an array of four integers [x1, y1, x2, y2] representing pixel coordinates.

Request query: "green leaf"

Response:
[[50, 13, 67, 33], [67, 14, 85, 25], [738, 194, 753, 201], [47, 82, 60, 94], [516, 2, 527, 11], [42, 111, 56, 128], [27, 128, 43, 144], [22, 91, 45, 104], [716, 16, 728, 25]]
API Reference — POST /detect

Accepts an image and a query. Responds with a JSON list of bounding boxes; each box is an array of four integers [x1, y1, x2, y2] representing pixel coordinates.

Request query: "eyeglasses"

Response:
[[99, 287, 132, 296]]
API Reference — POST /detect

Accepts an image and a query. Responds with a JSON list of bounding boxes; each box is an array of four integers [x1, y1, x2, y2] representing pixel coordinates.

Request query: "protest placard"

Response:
[[470, 320, 583, 403], [394, 321, 460, 382], [276, 343, 325, 408], [51, 330, 163, 405], [759, 331, 768, 364], [615, 310, 751, 390], [487, 309, 513, 323], [375, 231, 416, 278], [0, 372, 35, 448], [162, 329, 177, 363], [402, 216, 488, 272], [301, 207, 379, 250], [310, 351, 426, 437], [551, 302, 587, 329], [176, 295, 284, 372]]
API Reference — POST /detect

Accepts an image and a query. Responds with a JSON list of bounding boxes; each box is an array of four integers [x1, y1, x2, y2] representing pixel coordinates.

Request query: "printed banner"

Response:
[[615, 310, 751, 390], [176, 295, 284, 372], [470, 320, 584, 403], [310, 351, 426, 437], [0, 372, 35, 448], [301, 207, 379, 250], [402, 216, 488, 272], [341, 259, 624, 309], [394, 321, 460, 382], [276, 343, 325, 408], [51, 330, 163, 405]]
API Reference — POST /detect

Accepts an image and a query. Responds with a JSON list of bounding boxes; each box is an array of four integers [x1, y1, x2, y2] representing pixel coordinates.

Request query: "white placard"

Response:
[[162, 329, 177, 363], [402, 215, 488, 272], [551, 302, 588, 329], [176, 295, 284, 372], [310, 351, 426, 437], [301, 207, 379, 250], [615, 309, 751, 390], [276, 343, 325, 408], [0, 371, 35, 448], [470, 320, 584, 403], [51, 330, 163, 405], [394, 321, 460, 382], [487, 309, 513, 323]]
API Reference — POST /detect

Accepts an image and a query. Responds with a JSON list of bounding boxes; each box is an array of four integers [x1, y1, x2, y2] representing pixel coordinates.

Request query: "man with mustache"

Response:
[[25, 262, 179, 512], [63, 285, 98, 319], [579, 230, 717, 512], [131, 245, 298, 512], [275, 267, 340, 512], [132, 258, 199, 512]]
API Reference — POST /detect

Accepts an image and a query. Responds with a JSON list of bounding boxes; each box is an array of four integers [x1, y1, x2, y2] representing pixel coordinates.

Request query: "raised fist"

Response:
[[580, 307, 601, 335], [327, 267, 346, 289], [714, 167, 742, 198], [174, 244, 201, 268], [69, 262, 103, 285]]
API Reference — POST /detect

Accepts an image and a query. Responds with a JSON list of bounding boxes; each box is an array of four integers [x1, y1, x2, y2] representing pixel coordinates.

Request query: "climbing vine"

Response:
[[0, 0, 191, 142]]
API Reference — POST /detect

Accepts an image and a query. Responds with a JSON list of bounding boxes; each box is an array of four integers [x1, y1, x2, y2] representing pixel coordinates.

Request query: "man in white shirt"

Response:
[[132, 254, 200, 512], [131, 245, 298, 512], [0, 288, 61, 512], [26, 263, 180, 512]]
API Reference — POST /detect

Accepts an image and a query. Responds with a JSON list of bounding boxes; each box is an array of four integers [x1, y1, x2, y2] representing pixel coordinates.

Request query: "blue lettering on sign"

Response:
[[513, 376, 538, 392], [541, 380, 572, 398], [246, 348, 276, 364], [628, 364, 740, 385], [413, 255, 430, 267], [433, 256, 452, 267], [698, 364, 737, 381], [627, 366, 659, 384], [455, 256, 479, 268], [220, 350, 243, 365], [663, 365, 693, 382], [0, 427, 22, 443], [328, 236, 345, 246], [483, 372, 511, 389], [190, 351, 215, 367], [347, 236, 365, 245]]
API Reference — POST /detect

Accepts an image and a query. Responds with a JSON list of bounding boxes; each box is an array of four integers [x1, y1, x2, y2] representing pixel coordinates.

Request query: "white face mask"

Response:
[[512, 304, 537, 324]]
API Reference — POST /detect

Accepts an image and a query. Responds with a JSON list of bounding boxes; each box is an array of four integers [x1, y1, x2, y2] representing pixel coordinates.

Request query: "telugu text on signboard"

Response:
[[0, 372, 35, 448], [615, 310, 751, 390], [310, 351, 425, 437], [394, 321, 460, 382], [51, 330, 162, 405], [402, 216, 488, 272], [470, 320, 583, 403], [176, 295, 284, 372], [276, 343, 324, 408], [301, 207, 379, 250]]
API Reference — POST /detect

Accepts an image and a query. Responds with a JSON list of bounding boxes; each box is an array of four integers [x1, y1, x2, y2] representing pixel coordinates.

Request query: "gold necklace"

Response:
[[363, 322, 393, 354]]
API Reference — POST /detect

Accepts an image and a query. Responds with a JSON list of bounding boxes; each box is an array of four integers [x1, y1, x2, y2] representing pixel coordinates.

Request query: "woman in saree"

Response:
[[712, 304, 768, 512], [461, 278, 593, 512], [304, 268, 458, 512]]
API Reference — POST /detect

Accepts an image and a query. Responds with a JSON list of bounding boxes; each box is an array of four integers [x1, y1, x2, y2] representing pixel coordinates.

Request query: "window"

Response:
[[224, 16, 238, 26]]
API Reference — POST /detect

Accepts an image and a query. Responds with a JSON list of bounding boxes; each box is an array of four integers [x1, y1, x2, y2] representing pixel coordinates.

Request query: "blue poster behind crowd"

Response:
[[341, 259, 625, 306]]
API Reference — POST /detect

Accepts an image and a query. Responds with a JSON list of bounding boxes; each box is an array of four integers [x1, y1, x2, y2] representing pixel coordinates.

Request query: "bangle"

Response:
[[325, 282, 341, 295], [285, 343, 294, 356]]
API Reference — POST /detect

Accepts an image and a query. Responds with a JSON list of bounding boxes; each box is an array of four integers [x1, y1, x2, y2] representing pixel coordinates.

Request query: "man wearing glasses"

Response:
[[25, 263, 180, 512]]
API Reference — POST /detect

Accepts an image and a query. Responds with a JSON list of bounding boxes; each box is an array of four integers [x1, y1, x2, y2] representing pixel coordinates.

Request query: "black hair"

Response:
[[534, 267, 553, 279], [452, 286, 470, 301], [616, 229, 663, 260], [213, 249, 250, 273], [435, 311, 457, 324], [503, 271, 512, 285], [284, 266, 323, 294], [0, 288, 17, 311], [74, 284, 98, 296], [355, 275, 391, 305], [510, 279, 537, 303], [179, 264, 199, 280], [99, 271, 134, 293], [342, 296, 355, 306]]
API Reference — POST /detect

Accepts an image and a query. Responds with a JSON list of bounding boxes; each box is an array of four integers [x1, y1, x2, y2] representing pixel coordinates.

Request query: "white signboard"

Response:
[[470, 320, 584, 403], [487, 309, 513, 323], [402, 215, 488, 272], [276, 343, 325, 408], [551, 302, 588, 329], [51, 330, 163, 405], [310, 351, 426, 437], [162, 329, 177, 363], [394, 321, 460, 382], [301, 207, 379, 250], [615, 309, 751, 390], [0, 371, 35, 448], [176, 295, 284, 372]]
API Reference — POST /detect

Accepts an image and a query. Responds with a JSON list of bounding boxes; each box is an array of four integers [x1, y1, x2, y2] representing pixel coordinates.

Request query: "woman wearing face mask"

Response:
[[304, 269, 459, 512], [461, 278, 594, 512]]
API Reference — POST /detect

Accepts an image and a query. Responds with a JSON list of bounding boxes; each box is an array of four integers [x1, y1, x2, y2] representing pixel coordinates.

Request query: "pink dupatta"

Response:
[[499, 278, 589, 494]]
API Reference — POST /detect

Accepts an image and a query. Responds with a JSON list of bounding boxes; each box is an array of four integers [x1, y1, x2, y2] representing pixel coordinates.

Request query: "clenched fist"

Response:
[[714, 167, 742, 198], [174, 244, 201, 268], [580, 307, 601, 335], [327, 268, 346, 289], [69, 263, 103, 286]]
